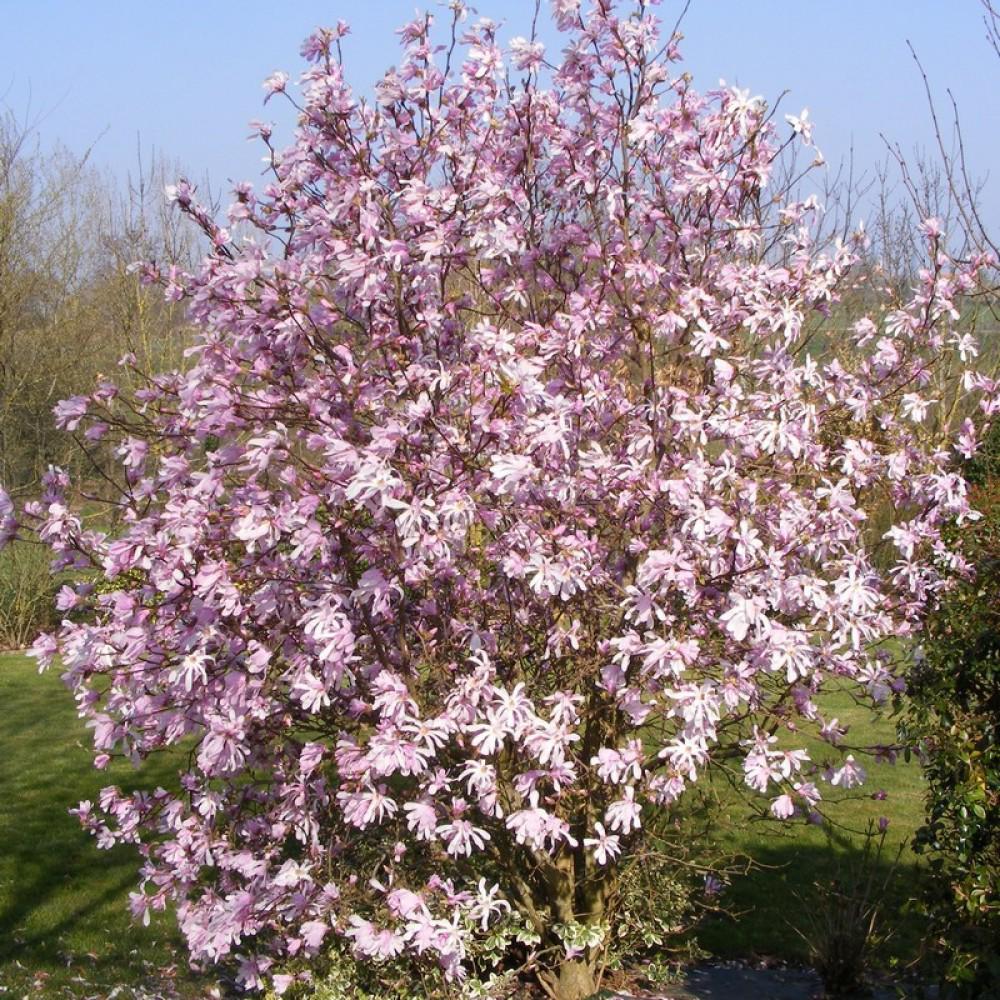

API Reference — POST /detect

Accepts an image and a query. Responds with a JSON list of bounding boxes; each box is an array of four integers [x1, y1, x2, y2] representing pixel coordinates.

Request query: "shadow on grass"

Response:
[[698, 838, 926, 974], [1, 830, 139, 963], [0, 653, 213, 996]]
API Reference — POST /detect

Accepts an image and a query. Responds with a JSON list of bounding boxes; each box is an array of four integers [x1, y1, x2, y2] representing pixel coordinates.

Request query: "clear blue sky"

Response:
[[4, 1, 999, 223]]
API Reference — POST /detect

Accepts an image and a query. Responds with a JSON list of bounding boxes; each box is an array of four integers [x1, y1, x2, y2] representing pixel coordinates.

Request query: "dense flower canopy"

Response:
[[2, 1, 996, 994]]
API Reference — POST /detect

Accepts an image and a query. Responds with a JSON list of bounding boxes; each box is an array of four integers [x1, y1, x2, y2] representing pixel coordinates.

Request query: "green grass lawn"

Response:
[[1, 650, 929, 995], [694, 686, 928, 971], [0, 651, 214, 998]]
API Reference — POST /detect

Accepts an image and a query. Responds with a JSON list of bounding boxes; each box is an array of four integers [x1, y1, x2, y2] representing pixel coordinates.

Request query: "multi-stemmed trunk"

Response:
[[502, 840, 615, 1000]]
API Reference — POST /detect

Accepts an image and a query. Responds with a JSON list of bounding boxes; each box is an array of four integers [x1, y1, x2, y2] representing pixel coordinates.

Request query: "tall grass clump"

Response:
[[0, 541, 57, 650]]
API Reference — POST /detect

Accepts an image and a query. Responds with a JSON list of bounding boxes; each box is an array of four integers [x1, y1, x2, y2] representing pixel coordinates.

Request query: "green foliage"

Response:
[[900, 430, 1000, 996], [268, 948, 446, 1000], [604, 835, 714, 980], [265, 914, 539, 999]]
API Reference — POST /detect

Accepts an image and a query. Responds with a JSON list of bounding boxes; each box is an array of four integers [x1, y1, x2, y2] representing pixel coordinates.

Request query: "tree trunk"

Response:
[[552, 955, 598, 1000], [504, 824, 613, 1000]]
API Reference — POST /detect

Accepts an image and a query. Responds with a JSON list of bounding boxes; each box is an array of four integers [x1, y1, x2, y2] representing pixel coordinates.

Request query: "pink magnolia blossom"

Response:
[[605, 787, 642, 835], [830, 754, 867, 790], [468, 879, 511, 930], [770, 794, 796, 820], [583, 822, 622, 865], [345, 917, 405, 961], [436, 814, 491, 857]]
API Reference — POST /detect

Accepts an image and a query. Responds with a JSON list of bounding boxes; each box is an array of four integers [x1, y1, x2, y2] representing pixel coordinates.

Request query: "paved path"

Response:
[[609, 963, 933, 999]]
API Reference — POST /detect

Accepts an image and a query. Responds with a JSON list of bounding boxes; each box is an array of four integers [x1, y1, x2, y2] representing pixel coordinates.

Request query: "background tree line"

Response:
[[0, 108, 202, 648], [0, 108, 200, 496]]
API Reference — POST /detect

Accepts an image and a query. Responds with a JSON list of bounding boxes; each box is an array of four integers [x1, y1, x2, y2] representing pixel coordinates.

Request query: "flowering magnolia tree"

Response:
[[2, 2, 997, 998]]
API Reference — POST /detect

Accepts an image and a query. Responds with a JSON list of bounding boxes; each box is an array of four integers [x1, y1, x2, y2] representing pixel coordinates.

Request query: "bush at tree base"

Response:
[[902, 426, 1000, 998], [1, 3, 998, 998], [261, 834, 715, 1000]]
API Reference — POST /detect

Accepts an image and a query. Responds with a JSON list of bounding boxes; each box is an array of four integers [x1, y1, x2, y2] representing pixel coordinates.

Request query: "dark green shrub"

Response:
[[901, 431, 1000, 996]]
